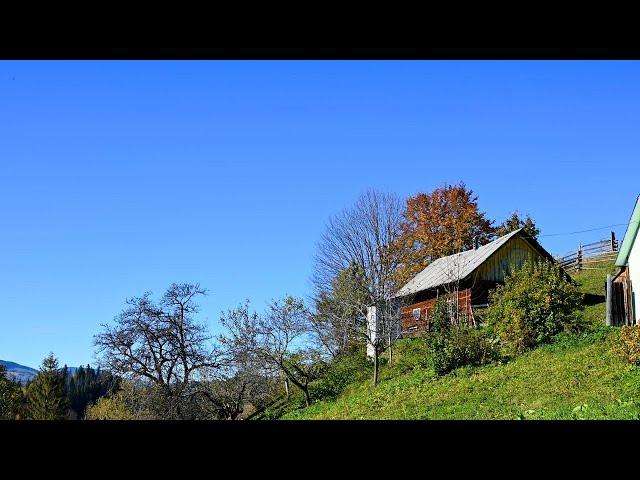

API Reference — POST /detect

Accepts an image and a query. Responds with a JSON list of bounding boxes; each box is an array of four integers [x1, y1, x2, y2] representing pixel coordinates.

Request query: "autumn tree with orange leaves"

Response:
[[395, 182, 494, 286]]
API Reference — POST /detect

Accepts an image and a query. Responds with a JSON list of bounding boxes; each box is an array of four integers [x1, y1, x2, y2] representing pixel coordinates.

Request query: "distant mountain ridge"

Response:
[[1, 360, 81, 384], [0, 360, 38, 383]]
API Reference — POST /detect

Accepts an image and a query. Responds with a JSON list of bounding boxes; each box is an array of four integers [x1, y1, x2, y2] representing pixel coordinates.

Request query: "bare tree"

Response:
[[196, 365, 276, 420], [94, 283, 223, 419], [219, 297, 323, 407], [438, 233, 497, 328], [310, 262, 370, 358], [440, 251, 475, 328], [312, 189, 408, 385], [201, 304, 278, 420]]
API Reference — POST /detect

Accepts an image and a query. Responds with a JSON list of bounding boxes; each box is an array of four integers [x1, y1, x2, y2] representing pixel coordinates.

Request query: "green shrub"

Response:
[[484, 259, 584, 356], [310, 351, 370, 401], [615, 325, 640, 365], [85, 393, 136, 420], [429, 296, 453, 333], [427, 326, 501, 376], [85, 381, 159, 420], [428, 295, 474, 333], [256, 350, 370, 419], [388, 338, 431, 373]]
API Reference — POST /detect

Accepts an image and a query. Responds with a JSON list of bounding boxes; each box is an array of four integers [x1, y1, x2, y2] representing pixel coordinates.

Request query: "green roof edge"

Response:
[[615, 194, 640, 267]]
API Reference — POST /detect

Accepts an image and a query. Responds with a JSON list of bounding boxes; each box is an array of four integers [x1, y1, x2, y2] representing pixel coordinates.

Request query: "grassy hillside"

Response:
[[257, 259, 640, 420], [283, 328, 640, 419], [572, 260, 618, 327]]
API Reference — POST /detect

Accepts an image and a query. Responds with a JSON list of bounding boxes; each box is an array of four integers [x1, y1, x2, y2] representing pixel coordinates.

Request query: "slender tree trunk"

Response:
[[284, 378, 290, 398], [373, 351, 379, 386], [279, 364, 311, 407], [302, 386, 311, 407]]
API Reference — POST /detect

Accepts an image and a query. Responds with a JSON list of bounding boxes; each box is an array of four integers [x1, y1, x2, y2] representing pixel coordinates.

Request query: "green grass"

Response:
[[261, 258, 640, 420], [283, 328, 640, 419], [571, 259, 618, 327]]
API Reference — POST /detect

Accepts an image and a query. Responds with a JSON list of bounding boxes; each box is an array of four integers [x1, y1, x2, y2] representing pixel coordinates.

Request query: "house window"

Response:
[[408, 325, 418, 332], [412, 308, 421, 320]]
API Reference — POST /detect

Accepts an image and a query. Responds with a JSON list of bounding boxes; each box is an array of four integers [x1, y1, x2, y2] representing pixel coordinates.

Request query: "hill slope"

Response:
[[283, 328, 640, 419], [0, 361, 81, 384], [0, 360, 38, 384], [261, 258, 640, 420]]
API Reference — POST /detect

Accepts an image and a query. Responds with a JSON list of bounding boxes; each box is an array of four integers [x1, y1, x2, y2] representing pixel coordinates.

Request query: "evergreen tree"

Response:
[[61, 364, 69, 389], [64, 364, 119, 418], [0, 365, 26, 419], [26, 353, 69, 420], [494, 211, 540, 239]]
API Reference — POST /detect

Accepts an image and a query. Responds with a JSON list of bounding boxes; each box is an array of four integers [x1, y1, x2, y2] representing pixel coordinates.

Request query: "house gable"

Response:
[[473, 234, 547, 283]]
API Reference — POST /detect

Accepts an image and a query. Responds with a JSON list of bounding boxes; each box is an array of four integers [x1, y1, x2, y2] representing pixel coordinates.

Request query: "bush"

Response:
[[484, 259, 584, 356], [310, 351, 370, 401], [388, 338, 432, 374], [85, 381, 156, 420], [256, 351, 370, 419], [615, 325, 640, 365], [85, 393, 135, 420], [427, 326, 501, 376], [429, 295, 474, 333]]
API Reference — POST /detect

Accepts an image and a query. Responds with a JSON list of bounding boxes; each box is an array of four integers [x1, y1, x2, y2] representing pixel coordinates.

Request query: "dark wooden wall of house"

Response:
[[400, 288, 472, 336], [469, 280, 500, 306]]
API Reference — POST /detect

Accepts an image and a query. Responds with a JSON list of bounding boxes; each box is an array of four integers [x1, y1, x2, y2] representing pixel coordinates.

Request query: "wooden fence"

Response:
[[555, 232, 618, 273]]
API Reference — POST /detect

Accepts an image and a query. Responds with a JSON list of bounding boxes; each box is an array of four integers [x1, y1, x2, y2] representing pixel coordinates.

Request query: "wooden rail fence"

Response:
[[555, 232, 618, 273]]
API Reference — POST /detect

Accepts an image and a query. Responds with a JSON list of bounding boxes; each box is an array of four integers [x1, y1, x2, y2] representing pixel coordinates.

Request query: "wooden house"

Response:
[[393, 228, 562, 336], [607, 195, 640, 326]]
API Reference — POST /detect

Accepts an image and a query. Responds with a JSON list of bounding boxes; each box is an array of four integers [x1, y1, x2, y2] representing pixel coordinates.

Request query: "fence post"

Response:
[[577, 243, 582, 271], [611, 231, 617, 252]]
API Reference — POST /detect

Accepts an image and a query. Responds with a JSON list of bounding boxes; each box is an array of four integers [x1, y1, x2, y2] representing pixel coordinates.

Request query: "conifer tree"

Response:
[[494, 211, 540, 239], [64, 364, 118, 418], [26, 353, 69, 420], [0, 365, 26, 419]]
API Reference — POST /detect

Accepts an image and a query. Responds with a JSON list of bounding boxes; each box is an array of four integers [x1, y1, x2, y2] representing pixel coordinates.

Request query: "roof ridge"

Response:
[[429, 228, 521, 262], [394, 228, 524, 298]]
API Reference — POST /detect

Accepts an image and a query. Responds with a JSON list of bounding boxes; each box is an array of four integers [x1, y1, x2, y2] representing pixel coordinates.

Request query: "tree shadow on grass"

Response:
[[583, 293, 605, 306]]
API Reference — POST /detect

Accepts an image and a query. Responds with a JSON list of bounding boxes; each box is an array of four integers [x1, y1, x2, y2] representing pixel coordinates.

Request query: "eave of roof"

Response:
[[615, 194, 640, 267]]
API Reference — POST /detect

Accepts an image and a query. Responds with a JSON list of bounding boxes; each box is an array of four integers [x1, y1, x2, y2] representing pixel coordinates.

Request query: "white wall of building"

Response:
[[629, 233, 640, 322], [366, 306, 377, 358]]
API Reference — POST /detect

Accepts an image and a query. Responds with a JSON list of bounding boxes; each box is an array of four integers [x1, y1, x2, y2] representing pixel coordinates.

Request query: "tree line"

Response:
[[0, 354, 118, 420], [0, 182, 542, 420]]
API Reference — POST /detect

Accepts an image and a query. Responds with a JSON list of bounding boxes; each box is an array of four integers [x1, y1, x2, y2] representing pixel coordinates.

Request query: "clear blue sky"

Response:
[[1, 60, 639, 368]]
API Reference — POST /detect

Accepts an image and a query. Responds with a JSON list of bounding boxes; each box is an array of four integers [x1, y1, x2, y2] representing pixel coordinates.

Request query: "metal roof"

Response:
[[394, 229, 523, 298], [615, 194, 640, 267]]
